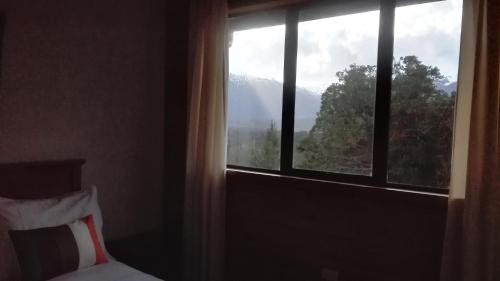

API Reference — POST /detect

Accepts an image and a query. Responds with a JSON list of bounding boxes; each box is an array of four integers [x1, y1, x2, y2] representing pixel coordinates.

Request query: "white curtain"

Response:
[[441, 0, 500, 280], [183, 0, 228, 281]]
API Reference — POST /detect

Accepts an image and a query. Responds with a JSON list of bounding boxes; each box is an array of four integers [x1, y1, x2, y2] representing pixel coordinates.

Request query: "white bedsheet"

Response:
[[48, 261, 163, 281]]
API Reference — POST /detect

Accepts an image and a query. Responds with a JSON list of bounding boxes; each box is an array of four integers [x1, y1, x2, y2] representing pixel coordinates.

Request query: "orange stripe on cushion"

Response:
[[81, 215, 108, 265]]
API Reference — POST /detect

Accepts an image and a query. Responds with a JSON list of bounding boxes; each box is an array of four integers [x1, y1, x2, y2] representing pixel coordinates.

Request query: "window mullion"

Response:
[[372, 0, 396, 184], [280, 8, 299, 174]]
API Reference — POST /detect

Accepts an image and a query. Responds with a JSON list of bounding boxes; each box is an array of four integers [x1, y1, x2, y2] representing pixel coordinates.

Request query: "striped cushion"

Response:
[[9, 215, 108, 281]]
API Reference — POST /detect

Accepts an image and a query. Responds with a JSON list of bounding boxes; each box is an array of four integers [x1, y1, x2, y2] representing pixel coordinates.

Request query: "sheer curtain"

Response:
[[441, 0, 499, 280], [183, 0, 228, 281]]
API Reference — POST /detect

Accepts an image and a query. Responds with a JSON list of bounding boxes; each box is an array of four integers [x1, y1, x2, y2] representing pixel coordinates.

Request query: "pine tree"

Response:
[[250, 120, 281, 169]]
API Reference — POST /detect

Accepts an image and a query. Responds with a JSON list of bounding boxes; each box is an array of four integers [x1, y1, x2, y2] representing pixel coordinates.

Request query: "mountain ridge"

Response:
[[229, 74, 458, 132], [228, 74, 321, 131]]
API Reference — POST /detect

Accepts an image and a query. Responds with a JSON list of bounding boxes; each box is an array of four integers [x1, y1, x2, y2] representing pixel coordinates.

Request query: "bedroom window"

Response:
[[227, 24, 286, 170], [293, 9, 380, 176], [227, 0, 463, 193]]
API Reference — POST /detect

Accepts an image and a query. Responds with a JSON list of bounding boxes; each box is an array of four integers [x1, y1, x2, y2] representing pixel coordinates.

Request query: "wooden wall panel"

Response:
[[229, 0, 309, 16], [226, 170, 448, 281]]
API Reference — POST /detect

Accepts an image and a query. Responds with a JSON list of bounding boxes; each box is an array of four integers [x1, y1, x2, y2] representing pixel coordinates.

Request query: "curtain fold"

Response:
[[184, 0, 228, 281], [441, 0, 500, 280]]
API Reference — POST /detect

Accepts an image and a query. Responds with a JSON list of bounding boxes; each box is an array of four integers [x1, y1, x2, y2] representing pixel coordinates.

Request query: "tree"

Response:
[[388, 56, 454, 186], [250, 120, 280, 169], [296, 65, 376, 175], [297, 56, 454, 186]]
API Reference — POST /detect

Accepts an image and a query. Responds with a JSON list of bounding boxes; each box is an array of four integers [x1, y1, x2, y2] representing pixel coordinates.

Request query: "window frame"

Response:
[[227, 0, 453, 195]]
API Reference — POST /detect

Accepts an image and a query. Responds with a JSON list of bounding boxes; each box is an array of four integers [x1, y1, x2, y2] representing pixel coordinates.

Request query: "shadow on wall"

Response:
[[0, 0, 165, 239]]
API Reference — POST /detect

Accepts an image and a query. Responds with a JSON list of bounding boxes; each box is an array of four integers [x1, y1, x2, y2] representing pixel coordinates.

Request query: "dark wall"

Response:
[[164, 1, 190, 281], [0, 0, 165, 239], [226, 170, 448, 281]]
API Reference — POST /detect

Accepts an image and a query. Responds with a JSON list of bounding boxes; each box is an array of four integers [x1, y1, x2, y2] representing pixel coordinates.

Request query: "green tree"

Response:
[[296, 64, 376, 175], [388, 56, 454, 186], [297, 56, 454, 186], [250, 120, 280, 169]]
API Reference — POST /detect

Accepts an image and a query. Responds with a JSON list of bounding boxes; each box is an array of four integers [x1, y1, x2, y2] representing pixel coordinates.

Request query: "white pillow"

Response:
[[0, 186, 102, 229], [0, 186, 112, 261]]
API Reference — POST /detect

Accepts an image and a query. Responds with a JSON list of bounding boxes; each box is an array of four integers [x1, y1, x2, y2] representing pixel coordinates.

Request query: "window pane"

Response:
[[293, 10, 380, 175], [388, 0, 462, 187], [227, 25, 285, 170]]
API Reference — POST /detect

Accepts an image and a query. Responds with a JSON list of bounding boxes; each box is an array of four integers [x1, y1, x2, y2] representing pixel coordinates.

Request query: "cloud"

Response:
[[229, 0, 463, 93], [394, 29, 461, 81], [394, 0, 463, 80], [295, 10, 380, 92], [229, 25, 285, 82]]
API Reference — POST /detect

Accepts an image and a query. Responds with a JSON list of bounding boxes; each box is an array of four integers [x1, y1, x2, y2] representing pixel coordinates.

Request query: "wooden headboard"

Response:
[[0, 159, 85, 199]]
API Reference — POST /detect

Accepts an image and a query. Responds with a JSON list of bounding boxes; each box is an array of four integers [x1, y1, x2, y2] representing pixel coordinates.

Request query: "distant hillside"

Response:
[[435, 81, 457, 94], [228, 74, 321, 131], [229, 75, 457, 132]]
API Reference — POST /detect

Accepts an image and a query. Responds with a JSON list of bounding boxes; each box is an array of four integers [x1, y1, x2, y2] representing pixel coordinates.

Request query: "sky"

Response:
[[229, 0, 463, 94]]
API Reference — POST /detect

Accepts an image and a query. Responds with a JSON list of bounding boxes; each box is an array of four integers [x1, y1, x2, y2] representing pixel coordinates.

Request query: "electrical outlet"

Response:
[[321, 268, 339, 281]]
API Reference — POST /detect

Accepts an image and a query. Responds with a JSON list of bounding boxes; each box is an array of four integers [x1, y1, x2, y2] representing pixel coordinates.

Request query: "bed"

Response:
[[0, 159, 163, 281]]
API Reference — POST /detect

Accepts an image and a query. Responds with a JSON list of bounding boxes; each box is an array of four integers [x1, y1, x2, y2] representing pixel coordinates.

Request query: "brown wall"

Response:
[[164, 1, 189, 280], [226, 170, 448, 281], [0, 0, 165, 239]]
